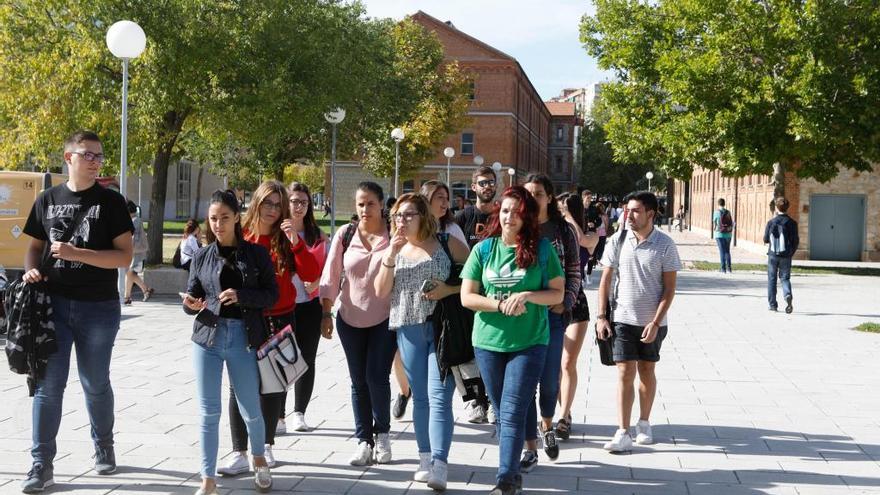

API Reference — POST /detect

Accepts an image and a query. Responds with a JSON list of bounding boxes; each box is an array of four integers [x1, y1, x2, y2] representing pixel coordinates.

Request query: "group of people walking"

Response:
[[22, 129, 761, 495]]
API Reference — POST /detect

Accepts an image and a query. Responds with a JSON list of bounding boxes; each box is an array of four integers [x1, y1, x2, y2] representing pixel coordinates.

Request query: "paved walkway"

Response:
[[1, 266, 879, 494]]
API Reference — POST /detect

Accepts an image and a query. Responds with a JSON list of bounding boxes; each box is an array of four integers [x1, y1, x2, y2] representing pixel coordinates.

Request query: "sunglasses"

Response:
[[476, 179, 496, 188]]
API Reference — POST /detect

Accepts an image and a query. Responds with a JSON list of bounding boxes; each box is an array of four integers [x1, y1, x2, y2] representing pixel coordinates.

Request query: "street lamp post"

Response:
[[443, 147, 455, 185], [507, 167, 516, 187], [646, 171, 654, 191], [324, 108, 346, 237], [391, 128, 405, 198], [106, 20, 145, 304]]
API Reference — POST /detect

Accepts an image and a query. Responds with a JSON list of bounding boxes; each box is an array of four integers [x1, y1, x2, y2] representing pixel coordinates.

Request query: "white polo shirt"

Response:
[[600, 227, 681, 326]]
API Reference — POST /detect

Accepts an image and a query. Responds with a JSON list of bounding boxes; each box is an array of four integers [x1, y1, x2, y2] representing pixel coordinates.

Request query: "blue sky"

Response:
[[356, 0, 613, 100]]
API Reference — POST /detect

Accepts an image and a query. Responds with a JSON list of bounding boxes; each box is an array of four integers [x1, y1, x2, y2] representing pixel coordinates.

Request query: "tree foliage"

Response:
[[580, 0, 880, 195]]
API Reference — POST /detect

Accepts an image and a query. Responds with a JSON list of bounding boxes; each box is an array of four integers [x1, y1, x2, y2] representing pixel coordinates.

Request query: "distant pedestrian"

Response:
[[124, 200, 154, 304], [713, 198, 734, 273], [675, 205, 686, 232], [581, 190, 603, 285], [178, 219, 201, 271], [323, 200, 332, 219], [763, 197, 799, 313], [596, 191, 681, 453]]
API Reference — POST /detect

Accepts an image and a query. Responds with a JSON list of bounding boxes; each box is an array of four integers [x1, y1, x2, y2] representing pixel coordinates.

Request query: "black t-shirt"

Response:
[[23, 182, 133, 301], [454, 205, 491, 249], [218, 245, 243, 319]]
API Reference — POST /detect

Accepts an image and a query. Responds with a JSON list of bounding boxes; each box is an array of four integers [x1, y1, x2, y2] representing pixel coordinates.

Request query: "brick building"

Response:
[[328, 11, 560, 215], [545, 101, 580, 193], [672, 166, 880, 261]]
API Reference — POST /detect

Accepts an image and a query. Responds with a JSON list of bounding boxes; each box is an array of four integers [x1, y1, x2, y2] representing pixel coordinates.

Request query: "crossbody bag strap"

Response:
[[609, 228, 628, 314]]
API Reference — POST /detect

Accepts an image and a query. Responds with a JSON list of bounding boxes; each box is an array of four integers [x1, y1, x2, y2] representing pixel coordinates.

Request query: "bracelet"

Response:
[[596, 315, 608, 321], [497, 299, 503, 313], [322, 312, 333, 319], [382, 261, 395, 268]]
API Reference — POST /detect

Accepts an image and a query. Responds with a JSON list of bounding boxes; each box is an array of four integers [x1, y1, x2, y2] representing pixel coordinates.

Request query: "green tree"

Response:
[[581, 0, 880, 198]]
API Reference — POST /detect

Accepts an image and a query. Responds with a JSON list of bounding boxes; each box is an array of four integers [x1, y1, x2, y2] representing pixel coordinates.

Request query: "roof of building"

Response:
[[545, 101, 576, 116]]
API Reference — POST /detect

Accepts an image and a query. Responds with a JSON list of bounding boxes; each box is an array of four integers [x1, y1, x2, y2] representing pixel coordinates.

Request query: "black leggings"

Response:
[[291, 297, 322, 414]]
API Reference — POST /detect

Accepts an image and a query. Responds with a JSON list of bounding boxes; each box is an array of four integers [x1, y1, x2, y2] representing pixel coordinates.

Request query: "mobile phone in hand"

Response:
[[420, 280, 438, 293]]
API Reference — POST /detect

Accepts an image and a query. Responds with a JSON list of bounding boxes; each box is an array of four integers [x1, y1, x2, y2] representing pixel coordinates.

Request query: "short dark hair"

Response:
[[64, 130, 101, 151], [472, 166, 496, 183], [718, 198, 726, 207], [581, 189, 592, 198], [357, 181, 385, 203], [774, 197, 790, 213], [629, 191, 658, 213], [126, 200, 138, 214]]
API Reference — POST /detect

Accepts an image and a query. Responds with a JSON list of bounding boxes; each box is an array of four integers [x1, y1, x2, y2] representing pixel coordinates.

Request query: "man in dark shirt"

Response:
[[21, 130, 133, 492], [763, 197, 800, 313], [582, 190, 604, 283]]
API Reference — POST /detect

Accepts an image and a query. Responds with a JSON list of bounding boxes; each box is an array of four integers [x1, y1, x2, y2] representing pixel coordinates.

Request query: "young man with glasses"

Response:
[[21, 130, 134, 492], [453, 165, 499, 424]]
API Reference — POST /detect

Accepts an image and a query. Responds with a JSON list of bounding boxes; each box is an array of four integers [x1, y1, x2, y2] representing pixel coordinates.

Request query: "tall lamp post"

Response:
[[324, 108, 346, 236], [391, 128, 405, 198], [508, 167, 516, 187], [646, 171, 654, 191], [443, 147, 455, 185], [106, 20, 145, 303], [491, 161, 502, 190]]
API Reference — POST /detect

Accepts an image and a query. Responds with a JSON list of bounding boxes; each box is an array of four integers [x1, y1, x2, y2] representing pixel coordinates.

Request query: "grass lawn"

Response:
[[690, 261, 880, 277], [855, 323, 880, 333]]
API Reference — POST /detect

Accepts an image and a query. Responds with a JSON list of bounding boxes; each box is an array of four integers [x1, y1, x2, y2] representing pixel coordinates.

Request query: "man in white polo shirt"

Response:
[[596, 191, 681, 452]]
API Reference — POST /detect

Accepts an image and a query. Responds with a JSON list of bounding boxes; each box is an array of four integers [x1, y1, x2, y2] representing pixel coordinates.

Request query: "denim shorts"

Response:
[[612, 323, 667, 362]]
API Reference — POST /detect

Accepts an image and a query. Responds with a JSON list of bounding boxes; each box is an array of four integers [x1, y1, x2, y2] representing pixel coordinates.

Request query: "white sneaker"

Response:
[[292, 412, 310, 432], [414, 452, 432, 482], [487, 403, 496, 425], [427, 459, 448, 491], [253, 465, 272, 493], [275, 418, 286, 435], [465, 400, 487, 424], [603, 428, 633, 452], [263, 444, 276, 468], [635, 420, 654, 445], [349, 442, 373, 466], [374, 433, 392, 464], [216, 451, 249, 476]]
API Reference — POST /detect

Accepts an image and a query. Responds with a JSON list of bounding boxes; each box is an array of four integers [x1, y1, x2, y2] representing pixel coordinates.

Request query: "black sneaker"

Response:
[[785, 295, 793, 314], [94, 446, 116, 475], [769, 306, 778, 312], [519, 449, 538, 473], [542, 428, 559, 460], [489, 479, 521, 495], [21, 463, 54, 493], [392, 391, 411, 420]]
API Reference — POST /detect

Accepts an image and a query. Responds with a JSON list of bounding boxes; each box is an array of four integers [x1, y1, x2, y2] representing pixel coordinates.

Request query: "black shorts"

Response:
[[612, 323, 667, 362], [571, 291, 590, 323]]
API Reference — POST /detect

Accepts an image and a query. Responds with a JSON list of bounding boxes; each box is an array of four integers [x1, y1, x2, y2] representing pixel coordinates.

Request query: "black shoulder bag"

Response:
[[432, 233, 475, 382], [598, 226, 627, 366]]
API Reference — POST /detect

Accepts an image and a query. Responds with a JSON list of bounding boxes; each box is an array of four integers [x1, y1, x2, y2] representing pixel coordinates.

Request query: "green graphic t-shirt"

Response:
[[461, 237, 564, 353]]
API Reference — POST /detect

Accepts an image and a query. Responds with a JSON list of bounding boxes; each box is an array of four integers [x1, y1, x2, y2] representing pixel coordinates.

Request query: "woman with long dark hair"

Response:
[[460, 186, 564, 495], [218, 180, 320, 476], [182, 190, 279, 494]]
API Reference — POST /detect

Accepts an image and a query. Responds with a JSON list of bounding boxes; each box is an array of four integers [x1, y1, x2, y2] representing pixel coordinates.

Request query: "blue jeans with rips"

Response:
[[193, 318, 265, 478], [31, 296, 120, 467], [396, 321, 456, 463], [475, 344, 547, 486], [525, 312, 565, 441], [767, 254, 793, 309]]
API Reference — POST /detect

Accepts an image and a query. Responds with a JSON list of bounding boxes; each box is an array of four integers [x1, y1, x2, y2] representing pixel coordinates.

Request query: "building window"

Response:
[[468, 80, 476, 101], [461, 133, 474, 155], [451, 181, 475, 204], [555, 156, 563, 173], [556, 126, 564, 142], [176, 161, 191, 219], [402, 180, 415, 194]]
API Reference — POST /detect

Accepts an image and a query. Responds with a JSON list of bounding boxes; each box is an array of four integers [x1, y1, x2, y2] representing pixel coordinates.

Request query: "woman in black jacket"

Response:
[[182, 190, 279, 495]]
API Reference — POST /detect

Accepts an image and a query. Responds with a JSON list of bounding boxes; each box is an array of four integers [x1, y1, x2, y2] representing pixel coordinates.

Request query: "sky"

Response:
[[355, 0, 613, 100]]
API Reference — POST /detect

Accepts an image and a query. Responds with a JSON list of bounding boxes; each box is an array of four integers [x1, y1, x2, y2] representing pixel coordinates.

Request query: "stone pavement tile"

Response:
[[795, 487, 880, 495], [677, 452, 782, 471], [292, 475, 359, 493], [631, 466, 739, 483], [735, 470, 847, 487], [686, 482, 799, 495]]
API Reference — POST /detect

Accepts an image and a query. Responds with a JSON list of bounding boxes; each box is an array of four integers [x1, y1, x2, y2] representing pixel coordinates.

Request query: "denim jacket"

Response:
[[183, 240, 279, 349]]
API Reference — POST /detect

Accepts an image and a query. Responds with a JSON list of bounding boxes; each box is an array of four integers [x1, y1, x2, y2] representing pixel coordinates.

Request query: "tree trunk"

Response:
[[772, 161, 786, 212], [192, 163, 204, 220], [274, 166, 284, 182], [146, 110, 188, 265]]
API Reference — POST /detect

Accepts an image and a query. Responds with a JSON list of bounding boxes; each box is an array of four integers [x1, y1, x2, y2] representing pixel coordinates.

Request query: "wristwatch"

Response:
[[322, 312, 333, 319], [596, 315, 608, 321]]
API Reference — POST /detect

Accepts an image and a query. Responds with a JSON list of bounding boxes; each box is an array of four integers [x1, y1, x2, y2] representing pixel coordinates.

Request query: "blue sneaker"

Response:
[[21, 463, 54, 493]]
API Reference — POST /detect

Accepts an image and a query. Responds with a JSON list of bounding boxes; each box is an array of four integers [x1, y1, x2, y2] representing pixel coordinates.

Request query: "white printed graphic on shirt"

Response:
[[47, 204, 101, 269], [486, 263, 525, 288]]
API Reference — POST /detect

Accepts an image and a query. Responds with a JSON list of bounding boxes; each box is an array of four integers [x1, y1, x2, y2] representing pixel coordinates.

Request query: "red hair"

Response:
[[483, 186, 540, 269]]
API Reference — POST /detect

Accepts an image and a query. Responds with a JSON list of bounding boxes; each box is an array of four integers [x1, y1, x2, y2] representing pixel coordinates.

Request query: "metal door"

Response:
[[809, 195, 865, 261]]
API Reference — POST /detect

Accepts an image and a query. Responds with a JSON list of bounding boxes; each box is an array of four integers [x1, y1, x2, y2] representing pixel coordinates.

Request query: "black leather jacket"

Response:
[[183, 240, 279, 349]]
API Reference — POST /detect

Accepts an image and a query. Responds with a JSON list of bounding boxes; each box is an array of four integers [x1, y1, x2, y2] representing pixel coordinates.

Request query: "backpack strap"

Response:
[[340, 221, 358, 254], [477, 236, 496, 267]]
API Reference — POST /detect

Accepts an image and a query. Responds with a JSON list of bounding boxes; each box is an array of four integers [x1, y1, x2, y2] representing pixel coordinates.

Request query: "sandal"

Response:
[[143, 287, 155, 302], [555, 415, 572, 441]]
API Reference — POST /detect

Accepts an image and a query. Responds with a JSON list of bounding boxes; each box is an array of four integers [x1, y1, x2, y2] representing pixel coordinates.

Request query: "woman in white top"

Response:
[[180, 218, 201, 270]]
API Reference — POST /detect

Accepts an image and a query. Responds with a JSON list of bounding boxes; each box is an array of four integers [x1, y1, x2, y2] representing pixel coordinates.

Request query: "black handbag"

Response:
[[598, 227, 627, 366], [433, 233, 474, 381]]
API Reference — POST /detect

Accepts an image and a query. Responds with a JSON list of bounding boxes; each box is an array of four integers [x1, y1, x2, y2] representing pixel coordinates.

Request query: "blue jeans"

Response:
[[475, 345, 547, 486], [336, 317, 396, 445], [525, 312, 565, 441], [193, 318, 265, 478], [767, 254, 793, 309], [396, 321, 456, 462], [715, 237, 732, 272], [31, 296, 120, 466]]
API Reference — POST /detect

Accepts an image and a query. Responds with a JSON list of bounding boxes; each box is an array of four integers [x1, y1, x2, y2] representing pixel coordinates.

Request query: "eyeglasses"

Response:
[[476, 179, 496, 188], [70, 151, 105, 163], [289, 199, 308, 208], [260, 200, 283, 211], [391, 212, 418, 222]]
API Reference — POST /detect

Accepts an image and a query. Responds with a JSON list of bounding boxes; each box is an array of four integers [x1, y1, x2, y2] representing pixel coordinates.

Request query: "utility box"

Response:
[[0, 171, 66, 271]]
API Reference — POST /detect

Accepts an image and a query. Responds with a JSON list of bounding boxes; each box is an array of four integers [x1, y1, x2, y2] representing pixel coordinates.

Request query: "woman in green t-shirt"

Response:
[[460, 186, 564, 495]]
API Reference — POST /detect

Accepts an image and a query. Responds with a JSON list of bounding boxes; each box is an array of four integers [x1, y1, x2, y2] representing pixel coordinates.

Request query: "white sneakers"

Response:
[[349, 442, 373, 466], [414, 452, 432, 482], [603, 428, 633, 452], [465, 401, 487, 423], [604, 421, 654, 452], [427, 459, 448, 491], [635, 420, 654, 445], [217, 451, 250, 476], [263, 445, 275, 468], [374, 433, 392, 464], [291, 412, 310, 432], [275, 418, 286, 435], [253, 465, 272, 493]]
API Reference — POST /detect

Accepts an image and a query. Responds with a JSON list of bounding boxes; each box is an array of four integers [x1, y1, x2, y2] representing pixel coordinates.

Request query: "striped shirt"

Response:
[[601, 228, 681, 326]]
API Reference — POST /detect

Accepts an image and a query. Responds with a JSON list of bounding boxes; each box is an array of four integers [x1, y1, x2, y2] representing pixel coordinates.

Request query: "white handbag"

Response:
[[256, 325, 308, 394]]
